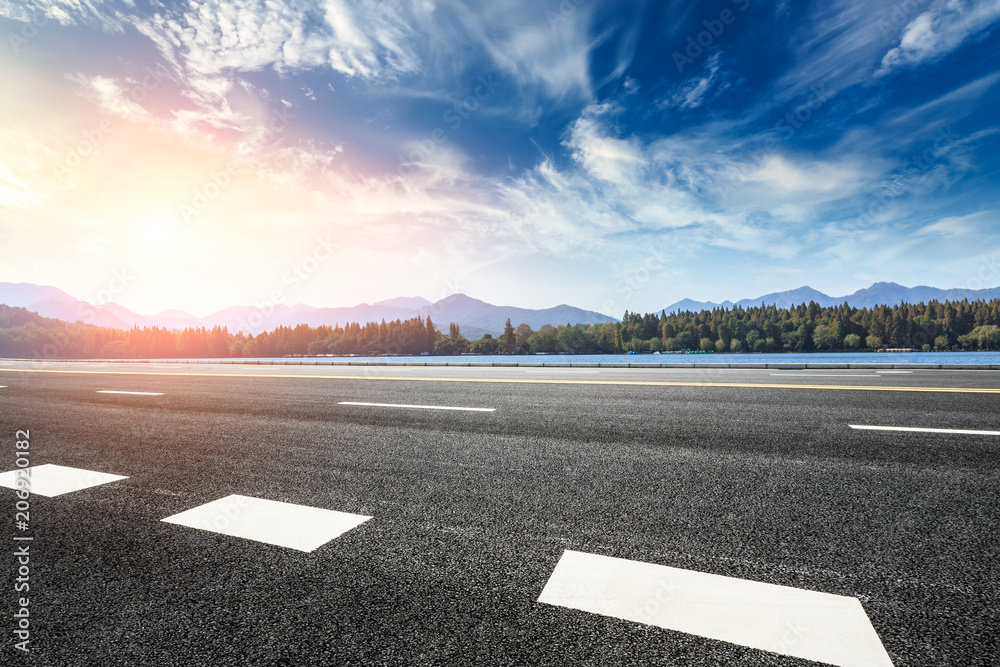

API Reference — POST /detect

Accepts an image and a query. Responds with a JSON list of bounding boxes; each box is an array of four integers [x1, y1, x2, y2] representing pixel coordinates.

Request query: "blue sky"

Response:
[[1, 0, 999, 317]]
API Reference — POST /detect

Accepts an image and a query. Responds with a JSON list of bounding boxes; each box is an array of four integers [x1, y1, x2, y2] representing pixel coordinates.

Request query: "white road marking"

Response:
[[97, 390, 165, 395], [162, 494, 372, 552], [338, 401, 495, 412], [0, 464, 128, 497], [849, 424, 1000, 436], [526, 369, 600, 374], [539, 550, 893, 667], [769, 374, 878, 377]]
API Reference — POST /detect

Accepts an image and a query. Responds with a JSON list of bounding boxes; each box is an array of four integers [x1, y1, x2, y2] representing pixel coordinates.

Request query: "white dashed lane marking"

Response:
[[538, 550, 893, 667], [161, 495, 372, 552], [769, 374, 878, 378], [0, 464, 128, 497], [849, 424, 1000, 436], [338, 401, 495, 412], [97, 390, 165, 395]]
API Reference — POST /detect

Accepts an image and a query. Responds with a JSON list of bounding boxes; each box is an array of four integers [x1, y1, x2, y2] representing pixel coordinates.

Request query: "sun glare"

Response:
[[140, 214, 174, 245]]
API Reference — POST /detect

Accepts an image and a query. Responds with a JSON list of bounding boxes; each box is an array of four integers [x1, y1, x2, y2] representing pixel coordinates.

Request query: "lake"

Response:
[[178, 351, 1000, 365]]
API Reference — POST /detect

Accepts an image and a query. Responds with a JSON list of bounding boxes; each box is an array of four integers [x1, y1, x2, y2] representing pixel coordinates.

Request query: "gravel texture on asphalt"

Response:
[[1, 364, 998, 666]]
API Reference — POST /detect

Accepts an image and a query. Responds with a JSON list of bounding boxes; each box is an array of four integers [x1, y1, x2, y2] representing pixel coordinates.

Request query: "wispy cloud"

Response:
[[660, 52, 724, 110], [878, 0, 1000, 75]]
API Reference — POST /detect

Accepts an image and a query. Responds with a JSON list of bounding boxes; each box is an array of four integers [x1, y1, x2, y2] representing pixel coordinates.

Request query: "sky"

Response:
[[1, 0, 999, 318]]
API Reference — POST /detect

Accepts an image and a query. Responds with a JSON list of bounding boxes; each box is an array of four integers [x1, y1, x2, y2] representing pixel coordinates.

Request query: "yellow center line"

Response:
[[2, 366, 1000, 393]]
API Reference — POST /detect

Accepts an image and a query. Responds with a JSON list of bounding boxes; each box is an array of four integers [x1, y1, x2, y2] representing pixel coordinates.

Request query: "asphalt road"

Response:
[[1, 362, 999, 666]]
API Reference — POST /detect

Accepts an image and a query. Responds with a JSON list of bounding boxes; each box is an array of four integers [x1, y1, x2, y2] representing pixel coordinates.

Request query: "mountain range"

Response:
[[3, 281, 999, 338], [659, 282, 1000, 314], [0, 283, 616, 337]]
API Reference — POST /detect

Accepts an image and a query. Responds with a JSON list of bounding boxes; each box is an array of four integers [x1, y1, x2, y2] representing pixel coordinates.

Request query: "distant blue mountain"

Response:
[[0, 283, 615, 336], [662, 282, 1000, 313]]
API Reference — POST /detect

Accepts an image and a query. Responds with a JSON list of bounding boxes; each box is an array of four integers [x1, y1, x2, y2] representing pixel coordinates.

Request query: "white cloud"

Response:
[[450, 0, 598, 107], [878, 0, 1000, 75], [131, 0, 424, 83], [0, 127, 68, 211], [0, 0, 126, 32], [67, 73, 150, 122], [916, 210, 995, 237], [565, 105, 645, 184], [890, 71, 1000, 126], [740, 154, 866, 196], [660, 52, 723, 110]]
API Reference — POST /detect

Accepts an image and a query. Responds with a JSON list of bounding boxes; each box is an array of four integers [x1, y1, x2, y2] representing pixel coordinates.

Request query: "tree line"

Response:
[[1, 298, 1000, 359], [615, 299, 1000, 352]]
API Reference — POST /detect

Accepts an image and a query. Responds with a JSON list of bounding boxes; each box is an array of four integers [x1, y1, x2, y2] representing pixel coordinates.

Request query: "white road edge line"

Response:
[[338, 401, 494, 412], [96, 390, 165, 396], [849, 424, 1000, 436]]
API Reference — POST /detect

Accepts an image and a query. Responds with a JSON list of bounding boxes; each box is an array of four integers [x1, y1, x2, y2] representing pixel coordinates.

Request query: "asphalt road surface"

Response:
[[1, 362, 999, 666]]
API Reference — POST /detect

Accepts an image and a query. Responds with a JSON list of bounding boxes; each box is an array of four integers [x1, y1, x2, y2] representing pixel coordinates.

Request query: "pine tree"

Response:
[[501, 318, 516, 353]]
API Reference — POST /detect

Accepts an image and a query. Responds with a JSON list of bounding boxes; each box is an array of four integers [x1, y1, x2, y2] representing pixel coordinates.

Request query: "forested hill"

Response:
[[1, 298, 1000, 359], [620, 298, 1000, 352]]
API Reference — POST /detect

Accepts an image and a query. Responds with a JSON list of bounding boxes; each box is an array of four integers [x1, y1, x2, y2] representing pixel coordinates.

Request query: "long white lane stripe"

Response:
[[526, 369, 600, 374], [769, 374, 878, 377], [97, 390, 165, 395], [849, 424, 1000, 436], [338, 401, 494, 412], [539, 550, 892, 667]]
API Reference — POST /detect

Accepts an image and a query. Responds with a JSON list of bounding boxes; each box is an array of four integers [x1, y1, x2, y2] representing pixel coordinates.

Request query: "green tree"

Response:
[[514, 323, 533, 353], [469, 334, 500, 355], [958, 325, 1000, 349], [500, 318, 516, 353], [812, 324, 836, 350], [674, 331, 696, 350]]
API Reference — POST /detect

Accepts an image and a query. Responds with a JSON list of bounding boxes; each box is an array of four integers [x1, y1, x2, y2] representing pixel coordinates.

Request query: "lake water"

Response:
[[149, 351, 1000, 365]]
